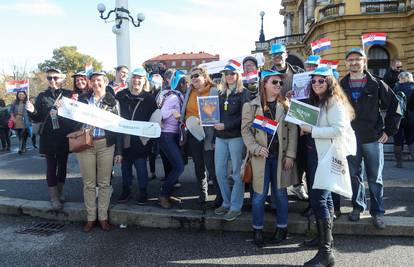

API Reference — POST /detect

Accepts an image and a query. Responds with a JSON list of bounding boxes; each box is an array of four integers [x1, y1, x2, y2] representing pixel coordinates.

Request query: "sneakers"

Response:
[[214, 206, 229, 215], [173, 182, 181, 189], [348, 209, 361, 221], [291, 184, 309, 200], [373, 215, 386, 229], [223, 210, 242, 221]]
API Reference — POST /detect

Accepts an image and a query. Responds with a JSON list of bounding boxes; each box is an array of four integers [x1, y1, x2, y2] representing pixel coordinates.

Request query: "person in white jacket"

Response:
[[300, 66, 355, 267]]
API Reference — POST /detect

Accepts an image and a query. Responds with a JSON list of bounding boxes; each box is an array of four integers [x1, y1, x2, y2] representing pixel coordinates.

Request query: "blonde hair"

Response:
[[189, 67, 215, 90], [130, 75, 150, 92], [218, 72, 244, 94]]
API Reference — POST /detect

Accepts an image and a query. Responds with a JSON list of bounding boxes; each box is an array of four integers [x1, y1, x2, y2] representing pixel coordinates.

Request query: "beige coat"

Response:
[[241, 96, 298, 193]]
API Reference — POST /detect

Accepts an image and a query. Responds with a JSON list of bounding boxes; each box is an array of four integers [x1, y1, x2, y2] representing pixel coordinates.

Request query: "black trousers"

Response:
[[186, 134, 208, 202]]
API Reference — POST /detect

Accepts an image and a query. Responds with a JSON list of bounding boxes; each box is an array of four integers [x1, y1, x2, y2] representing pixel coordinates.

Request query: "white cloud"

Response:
[[0, 0, 64, 16]]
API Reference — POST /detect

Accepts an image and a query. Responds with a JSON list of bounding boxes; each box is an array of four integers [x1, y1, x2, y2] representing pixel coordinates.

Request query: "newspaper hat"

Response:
[[72, 71, 87, 78], [305, 55, 321, 65], [186, 116, 205, 141], [345, 48, 366, 59], [270, 44, 286, 55], [89, 70, 106, 78], [221, 59, 242, 73], [309, 66, 333, 77], [260, 70, 284, 79], [170, 70, 186, 90]]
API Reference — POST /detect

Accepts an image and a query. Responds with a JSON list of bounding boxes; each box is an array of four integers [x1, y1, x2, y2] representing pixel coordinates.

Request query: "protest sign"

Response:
[[285, 99, 320, 126], [292, 72, 312, 100], [197, 95, 220, 126]]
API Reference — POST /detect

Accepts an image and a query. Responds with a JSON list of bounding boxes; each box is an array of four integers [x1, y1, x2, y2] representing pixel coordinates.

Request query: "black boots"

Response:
[[117, 186, 131, 203], [269, 227, 288, 244], [304, 219, 335, 267], [253, 229, 264, 248]]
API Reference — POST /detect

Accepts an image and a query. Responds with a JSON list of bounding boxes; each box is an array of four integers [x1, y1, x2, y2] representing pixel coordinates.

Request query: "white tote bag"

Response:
[[313, 140, 353, 198]]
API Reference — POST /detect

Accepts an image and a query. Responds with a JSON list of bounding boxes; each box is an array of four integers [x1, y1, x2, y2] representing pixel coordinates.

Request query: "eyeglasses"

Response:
[[271, 80, 283, 86], [311, 78, 326, 85], [224, 72, 236, 76], [190, 73, 201, 79], [47, 76, 60, 81]]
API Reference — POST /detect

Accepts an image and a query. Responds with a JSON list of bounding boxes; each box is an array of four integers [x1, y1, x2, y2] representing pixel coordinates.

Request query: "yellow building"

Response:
[[254, 0, 414, 77]]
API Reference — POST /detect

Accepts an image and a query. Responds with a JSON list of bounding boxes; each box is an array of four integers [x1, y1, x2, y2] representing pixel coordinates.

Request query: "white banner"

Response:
[[199, 53, 265, 74], [58, 97, 161, 138]]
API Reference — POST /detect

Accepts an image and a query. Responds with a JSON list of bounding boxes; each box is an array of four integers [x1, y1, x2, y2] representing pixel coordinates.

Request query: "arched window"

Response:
[[367, 46, 390, 77], [287, 54, 304, 69]]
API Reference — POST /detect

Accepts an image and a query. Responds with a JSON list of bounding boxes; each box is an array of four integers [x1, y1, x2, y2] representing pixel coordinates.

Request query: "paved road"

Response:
[[0, 214, 413, 267], [1, 136, 414, 216]]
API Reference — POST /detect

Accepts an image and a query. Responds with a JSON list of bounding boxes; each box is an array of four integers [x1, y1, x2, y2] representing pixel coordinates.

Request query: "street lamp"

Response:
[[97, 0, 145, 69], [259, 11, 266, 42]]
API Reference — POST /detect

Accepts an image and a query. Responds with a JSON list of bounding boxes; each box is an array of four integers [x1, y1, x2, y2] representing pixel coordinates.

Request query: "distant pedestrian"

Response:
[[340, 48, 401, 229], [10, 91, 30, 154], [0, 99, 11, 152], [108, 65, 129, 95]]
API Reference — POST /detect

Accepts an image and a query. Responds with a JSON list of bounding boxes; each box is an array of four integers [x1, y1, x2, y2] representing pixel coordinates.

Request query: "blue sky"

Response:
[[0, 0, 284, 73]]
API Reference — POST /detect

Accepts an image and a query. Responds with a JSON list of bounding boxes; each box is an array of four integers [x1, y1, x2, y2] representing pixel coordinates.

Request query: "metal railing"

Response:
[[361, 1, 406, 13], [255, 34, 306, 51]]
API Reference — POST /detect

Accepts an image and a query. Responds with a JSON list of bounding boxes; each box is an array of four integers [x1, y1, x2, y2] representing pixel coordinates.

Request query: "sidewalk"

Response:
[[0, 145, 414, 237]]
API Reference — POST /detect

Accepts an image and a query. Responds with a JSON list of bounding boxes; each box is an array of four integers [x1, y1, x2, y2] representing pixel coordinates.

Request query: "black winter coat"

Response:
[[340, 71, 401, 144], [29, 88, 74, 154], [116, 89, 157, 159]]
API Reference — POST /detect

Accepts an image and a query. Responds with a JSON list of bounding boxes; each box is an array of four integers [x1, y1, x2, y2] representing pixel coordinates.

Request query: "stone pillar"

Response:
[[299, 6, 304, 34], [307, 0, 315, 20], [286, 13, 292, 36], [304, 0, 308, 22]]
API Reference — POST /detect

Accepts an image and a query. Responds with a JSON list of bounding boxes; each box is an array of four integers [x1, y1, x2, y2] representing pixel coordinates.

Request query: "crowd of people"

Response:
[[1, 43, 412, 267]]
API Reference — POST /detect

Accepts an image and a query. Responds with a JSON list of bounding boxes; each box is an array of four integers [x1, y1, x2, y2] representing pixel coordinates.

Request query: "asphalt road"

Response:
[[0, 214, 413, 267]]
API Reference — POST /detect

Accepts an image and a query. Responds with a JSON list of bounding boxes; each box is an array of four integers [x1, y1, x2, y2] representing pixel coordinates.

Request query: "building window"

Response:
[[181, 60, 186, 67], [201, 60, 206, 64], [192, 60, 196, 66], [171, 61, 176, 67], [367, 45, 390, 77]]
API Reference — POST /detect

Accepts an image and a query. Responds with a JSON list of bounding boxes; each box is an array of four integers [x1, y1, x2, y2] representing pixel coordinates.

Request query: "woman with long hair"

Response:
[[300, 66, 355, 267], [213, 63, 249, 221], [241, 70, 298, 247], [11, 90, 30, 154]]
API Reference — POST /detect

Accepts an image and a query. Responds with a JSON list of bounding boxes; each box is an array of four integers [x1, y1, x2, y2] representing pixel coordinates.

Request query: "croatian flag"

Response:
[[113, 83, 128, 95], [252, 115, 279, 135], [242, 71, 259, 83], [85, 63, 93, 76], [228, 59, 242, 71], [362, 32, 387, 47], [5, 80, 29, 93], [311, 38, 332, 54], [319, 59, 339, 69]]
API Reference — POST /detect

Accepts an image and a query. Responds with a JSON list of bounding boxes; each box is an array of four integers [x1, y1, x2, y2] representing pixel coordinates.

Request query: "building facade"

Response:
[[254, 0, 414, 77], [144, 52, 220, 71]]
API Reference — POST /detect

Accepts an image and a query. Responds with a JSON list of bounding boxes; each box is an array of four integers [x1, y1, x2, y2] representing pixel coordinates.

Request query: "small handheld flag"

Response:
[[5, 80, 29, 93], [252, 115, 279, 135], [362, 32, 387, 47], [319, 59, 339, 69], [311, 38, 332, 54], [85, 63, 93, 76], [242, 70, 259, 84]]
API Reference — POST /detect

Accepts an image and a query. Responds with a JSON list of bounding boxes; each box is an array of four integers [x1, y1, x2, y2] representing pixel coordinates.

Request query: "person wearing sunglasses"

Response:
[[299, 66, 356, 267], [340, 48, 400, 230], [180, 67, 218, 210], [213, 63, 249, 221], [25, 68, 73, 210], [383, 59, 404, 90], [241, 70, 298, 247]]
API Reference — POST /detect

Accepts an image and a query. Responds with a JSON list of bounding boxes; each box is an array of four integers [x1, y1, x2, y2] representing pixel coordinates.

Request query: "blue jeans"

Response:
[[252, 154, 288, 229], [306, 137, 333, 219], [121, 157, 148, 190], [215, 137, 244, 212], [347, 141, 385, 216], [159, 132, 184, 197]]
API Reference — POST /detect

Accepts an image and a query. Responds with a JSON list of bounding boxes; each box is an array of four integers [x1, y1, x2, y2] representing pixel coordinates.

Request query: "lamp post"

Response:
[[97, 0, 145, 69], [259, 11, 265, 42]]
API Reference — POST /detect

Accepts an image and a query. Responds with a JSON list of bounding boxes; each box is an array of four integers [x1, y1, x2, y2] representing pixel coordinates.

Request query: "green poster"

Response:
[[285, 99, 320, 126]]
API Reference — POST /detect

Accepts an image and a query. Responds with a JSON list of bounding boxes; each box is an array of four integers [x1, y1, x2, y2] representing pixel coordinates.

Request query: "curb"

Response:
[[1, 196, 414, 237]]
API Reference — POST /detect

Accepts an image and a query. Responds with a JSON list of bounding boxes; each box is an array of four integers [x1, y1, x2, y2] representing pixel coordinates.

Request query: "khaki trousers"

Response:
[[77, 139, 114, 221]]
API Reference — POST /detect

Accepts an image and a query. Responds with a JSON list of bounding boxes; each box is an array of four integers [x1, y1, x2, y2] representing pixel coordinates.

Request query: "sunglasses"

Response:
[[224, 72, 236, 76], [47, 76, 60, 81], [271, 80, 283, 86], [190, 73, 201, 79], [311, 78, 326, 85]]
